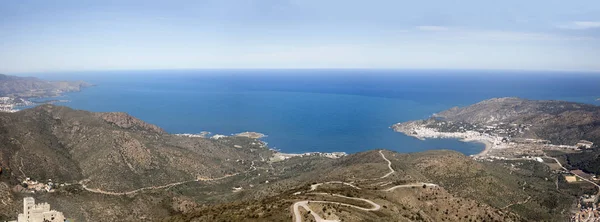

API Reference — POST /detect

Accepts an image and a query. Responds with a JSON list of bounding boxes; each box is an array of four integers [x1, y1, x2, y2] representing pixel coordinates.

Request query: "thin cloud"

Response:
[[414, 27, 595, 41], [558, 21, 600, 30], [416, 26, 449, 31], [459, 30, 594, 41]]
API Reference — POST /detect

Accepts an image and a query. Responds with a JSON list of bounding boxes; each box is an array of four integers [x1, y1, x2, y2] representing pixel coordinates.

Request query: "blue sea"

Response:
[[25, 69, 600, 155]]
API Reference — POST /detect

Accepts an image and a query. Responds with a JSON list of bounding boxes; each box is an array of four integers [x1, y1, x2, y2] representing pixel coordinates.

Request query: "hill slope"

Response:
[[0, 105, 272, 192], [166, 150, 575, 222], [0, 74, 91, 98], [396, 97, 600, 145], [0, 105, 578, 221]]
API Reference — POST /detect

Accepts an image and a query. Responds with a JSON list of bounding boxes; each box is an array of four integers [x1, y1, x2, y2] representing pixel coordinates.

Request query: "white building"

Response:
[[9, 197, 65, 222], [577, 140, 594, 149]]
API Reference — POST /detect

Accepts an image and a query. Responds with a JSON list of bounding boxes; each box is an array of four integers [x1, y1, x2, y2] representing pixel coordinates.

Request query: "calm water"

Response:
[[25, 70, 600, 155]]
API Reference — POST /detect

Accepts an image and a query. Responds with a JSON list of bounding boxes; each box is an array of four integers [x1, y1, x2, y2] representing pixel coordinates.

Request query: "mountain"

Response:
[[0, 105, 578, 221], [0, 74, 92, 98], [0, 104, 272, 192]]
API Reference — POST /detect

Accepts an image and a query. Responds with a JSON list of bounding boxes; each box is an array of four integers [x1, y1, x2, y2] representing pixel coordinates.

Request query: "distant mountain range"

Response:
[[0, 74, 92, 98]]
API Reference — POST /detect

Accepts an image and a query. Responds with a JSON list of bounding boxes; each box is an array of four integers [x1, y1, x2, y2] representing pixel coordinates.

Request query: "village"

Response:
[[395, 120, 600, 221], [0, 97, 19, 113], [11, 178, 67, 194], [0, 97, 38, 113]]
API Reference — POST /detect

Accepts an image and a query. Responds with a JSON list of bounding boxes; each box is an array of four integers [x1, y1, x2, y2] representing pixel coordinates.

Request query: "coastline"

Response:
[[392, 121, 498, 157], [462, 138, 493, 157], [269, 151, 347, 162], [174, 131, 348, 161]]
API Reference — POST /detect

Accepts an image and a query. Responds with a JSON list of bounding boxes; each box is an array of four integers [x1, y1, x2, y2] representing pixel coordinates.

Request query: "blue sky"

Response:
[[1, 0, 599, 73]]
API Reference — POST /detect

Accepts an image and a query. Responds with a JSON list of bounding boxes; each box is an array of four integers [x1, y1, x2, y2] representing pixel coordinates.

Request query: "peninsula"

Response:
[[0, 74, 91, 112], [393, 97, 599, 158]]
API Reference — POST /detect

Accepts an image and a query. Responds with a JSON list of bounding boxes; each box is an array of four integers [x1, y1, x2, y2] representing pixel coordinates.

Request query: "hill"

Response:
[[0, 105, 579, 221], [394, 97, 600, 146], [0, 74, 92, 98], [0, 105, 272, 192], [166, 150, 576, 221]]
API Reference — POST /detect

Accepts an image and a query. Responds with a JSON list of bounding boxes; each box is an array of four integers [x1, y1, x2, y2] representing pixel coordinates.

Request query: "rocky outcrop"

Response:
[[97, 112, 165, 134]]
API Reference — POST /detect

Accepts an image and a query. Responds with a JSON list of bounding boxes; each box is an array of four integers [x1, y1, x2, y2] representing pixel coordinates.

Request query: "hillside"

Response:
[[0, 105, 272, 192], [395, 97, 600, 146], [166, 150, 576, 222], [0, 74, 92, 98], [0, 105, 579, 221]]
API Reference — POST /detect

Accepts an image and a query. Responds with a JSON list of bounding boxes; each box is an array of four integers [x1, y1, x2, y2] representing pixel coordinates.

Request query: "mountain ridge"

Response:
[[0, 103, 583, 221], [0, 73, 92, 98], [399, 97, 600, 146]]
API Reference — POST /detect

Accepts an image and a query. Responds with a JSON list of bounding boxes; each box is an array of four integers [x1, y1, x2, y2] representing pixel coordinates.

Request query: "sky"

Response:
[[1, 0, 600, 73]]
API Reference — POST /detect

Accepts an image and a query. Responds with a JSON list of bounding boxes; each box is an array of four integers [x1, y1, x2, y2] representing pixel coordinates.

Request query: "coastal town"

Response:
[[392, 119, 588, 158], [0, 96, 67, 113], [394, 119, 600, 221], [0, 97, 33, 113]]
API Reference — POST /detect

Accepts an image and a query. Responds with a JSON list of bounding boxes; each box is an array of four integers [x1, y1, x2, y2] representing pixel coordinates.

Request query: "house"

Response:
[[576, 140, 594, 149], [581, 194, 598, 204]]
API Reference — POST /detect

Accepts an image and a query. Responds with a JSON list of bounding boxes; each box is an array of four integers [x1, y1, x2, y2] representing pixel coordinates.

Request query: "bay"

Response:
[[26, 69, 600, 155]]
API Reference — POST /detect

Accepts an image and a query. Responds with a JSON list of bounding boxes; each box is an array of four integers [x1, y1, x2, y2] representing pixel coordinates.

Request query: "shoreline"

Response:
[[269, 151, 347, 162], [174, 131, 347, 161], [392, 121, 498, 157], [462, 138, 494, 157]]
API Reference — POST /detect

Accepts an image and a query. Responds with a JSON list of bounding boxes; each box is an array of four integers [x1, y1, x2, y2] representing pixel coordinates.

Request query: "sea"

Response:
[[24, 69, 600, 155]]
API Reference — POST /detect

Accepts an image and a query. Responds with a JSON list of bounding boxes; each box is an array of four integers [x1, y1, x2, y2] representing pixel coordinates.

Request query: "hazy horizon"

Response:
[[9, 68, 600, 77]]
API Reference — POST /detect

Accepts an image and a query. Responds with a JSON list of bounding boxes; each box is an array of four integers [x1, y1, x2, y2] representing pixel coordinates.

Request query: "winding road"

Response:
[[293, 193, 381, 222], [78, 171, 245, 196], [78, 163, 258, 196], [379, 150, 395, 179], [291, 150, 438, 222]]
